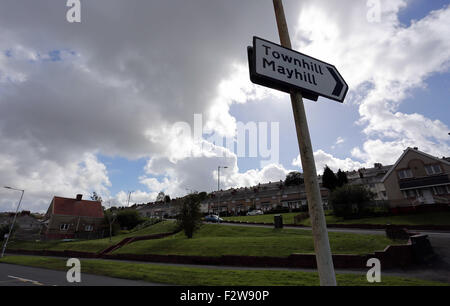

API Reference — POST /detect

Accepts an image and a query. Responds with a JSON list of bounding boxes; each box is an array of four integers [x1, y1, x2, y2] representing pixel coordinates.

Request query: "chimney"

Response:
[[413, 147, 418, 150], [76, 194, 83, 201]]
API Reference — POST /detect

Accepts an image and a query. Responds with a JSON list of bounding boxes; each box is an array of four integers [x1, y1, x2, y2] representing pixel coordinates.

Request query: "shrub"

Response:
[[293, 212, 309, 224], [130, 218, 162, 232], [116, 210, 145, 230], [330, 184, 375, 219], [0, 224, 10, 241]]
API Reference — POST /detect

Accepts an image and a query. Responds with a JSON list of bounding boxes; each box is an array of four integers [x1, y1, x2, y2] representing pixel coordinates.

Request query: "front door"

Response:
[[423, 189, 434, 204]]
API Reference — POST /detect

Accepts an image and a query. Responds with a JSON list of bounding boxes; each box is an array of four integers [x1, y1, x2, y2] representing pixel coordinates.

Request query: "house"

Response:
[[0, 211, 43, 241], [347, 163, 392, 202], [205, 181, 330, 216], [381, 147, 450, 210], [42, 194, 105, 240], [136, 199, 182, 219]]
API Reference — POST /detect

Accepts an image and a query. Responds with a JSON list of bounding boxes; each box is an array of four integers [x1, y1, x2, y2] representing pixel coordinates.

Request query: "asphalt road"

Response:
[[0, 263, 164, 286]]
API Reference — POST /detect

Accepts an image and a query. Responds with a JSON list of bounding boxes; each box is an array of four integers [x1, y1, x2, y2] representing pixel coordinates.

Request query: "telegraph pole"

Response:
[[272, 0, 337, 285]]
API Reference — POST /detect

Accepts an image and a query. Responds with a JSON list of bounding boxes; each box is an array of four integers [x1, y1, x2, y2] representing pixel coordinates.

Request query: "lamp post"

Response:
[[217, 166, 228, 215], [1, 186, 25, 258], [126, 190, 134, 207]]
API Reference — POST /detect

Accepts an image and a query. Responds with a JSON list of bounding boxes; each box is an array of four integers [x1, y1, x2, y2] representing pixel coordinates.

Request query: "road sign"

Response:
[[248, 36, 348, 103]]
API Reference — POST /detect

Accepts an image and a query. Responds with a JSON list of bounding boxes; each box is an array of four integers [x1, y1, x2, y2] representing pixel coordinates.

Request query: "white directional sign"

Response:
[[248, 37, 348, 103]]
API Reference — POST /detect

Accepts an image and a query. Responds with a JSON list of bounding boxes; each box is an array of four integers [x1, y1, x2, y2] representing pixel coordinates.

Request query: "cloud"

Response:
[[0, 0, 295, 211], [292, 150, 366, 173], [292, 0, 450, 169], [140, 141, 290, 201], [335, 137, 345, 145], [1, 0, 449, 212], [0, 152, 110, 213]]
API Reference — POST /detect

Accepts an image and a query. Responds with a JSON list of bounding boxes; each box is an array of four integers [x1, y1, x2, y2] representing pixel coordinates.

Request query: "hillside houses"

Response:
[[134, 147, 449, 217]]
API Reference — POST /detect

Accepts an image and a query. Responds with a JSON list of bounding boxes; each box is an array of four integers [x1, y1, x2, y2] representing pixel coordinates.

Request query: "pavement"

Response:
[[0, 263, 165, 286]]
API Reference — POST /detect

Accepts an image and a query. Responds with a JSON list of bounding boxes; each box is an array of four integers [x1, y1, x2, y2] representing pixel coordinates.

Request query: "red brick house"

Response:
[[42, 194, 105, 240]]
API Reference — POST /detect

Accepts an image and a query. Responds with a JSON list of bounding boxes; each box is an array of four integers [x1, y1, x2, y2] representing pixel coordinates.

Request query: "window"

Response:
[[60, 224, 69, 231], [287, 201, 300, 208], [85, 225, 93, 232], [398, 169, 413, 179], [434, 186, 447, 195], [425, 164, 442, 175], [402, 189, 416, 199]]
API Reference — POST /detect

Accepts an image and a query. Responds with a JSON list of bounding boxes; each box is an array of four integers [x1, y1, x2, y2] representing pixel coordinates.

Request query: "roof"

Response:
[[381, 148, 450, 182], [51, 196, 104, 218]]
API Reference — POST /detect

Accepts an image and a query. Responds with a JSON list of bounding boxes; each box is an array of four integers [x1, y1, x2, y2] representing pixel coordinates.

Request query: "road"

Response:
[[0, 263, 165, 286]]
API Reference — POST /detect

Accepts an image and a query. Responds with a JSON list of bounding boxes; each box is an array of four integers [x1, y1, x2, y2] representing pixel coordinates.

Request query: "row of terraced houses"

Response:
[[136, 147, 450, 218], [4, 147, 448, 240]]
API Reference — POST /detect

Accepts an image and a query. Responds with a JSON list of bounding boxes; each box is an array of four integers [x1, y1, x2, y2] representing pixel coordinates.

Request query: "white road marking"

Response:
[[7, 275, 44, 286]]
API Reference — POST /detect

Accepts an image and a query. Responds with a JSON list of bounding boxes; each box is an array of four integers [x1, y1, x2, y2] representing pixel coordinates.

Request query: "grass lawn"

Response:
[[7, 221, 178, 253], [1, 255, 447, 286], [223, 211, 450, 226], [114, 223, 401, 257]]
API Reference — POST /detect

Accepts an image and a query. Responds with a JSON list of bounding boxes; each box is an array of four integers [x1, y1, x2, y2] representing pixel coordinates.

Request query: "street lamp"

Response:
[[217, 166, 228, 215], [126, 190, 134, 207], [1, 186, 25, 258]]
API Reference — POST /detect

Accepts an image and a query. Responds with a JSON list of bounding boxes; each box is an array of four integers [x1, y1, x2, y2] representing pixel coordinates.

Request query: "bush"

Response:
[[330, 184, 375, 219], [130, 218, 162, 232], [293, 212, 309, 224], [0, 224, 10, 241], [116, 210, 145, 230]]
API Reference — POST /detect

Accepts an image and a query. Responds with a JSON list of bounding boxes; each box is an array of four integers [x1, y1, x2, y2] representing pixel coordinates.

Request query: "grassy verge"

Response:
[[1, 255, 447, 286], [7, 221, 178, 253], [223, 211, 450, 226], [114, 224, 401, 257]]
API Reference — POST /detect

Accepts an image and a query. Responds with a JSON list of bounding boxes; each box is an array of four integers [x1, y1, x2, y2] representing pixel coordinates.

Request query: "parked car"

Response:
[[247, 209, 264, 216], [205, 214, 223, 223]]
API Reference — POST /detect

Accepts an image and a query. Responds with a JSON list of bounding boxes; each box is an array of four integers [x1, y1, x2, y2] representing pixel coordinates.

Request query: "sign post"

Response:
[[248, 36, 348, 102], [270, 0, 337, 286]]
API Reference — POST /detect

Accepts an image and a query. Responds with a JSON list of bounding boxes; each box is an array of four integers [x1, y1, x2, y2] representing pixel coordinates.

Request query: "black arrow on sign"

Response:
[[327, 67, 344, 97]]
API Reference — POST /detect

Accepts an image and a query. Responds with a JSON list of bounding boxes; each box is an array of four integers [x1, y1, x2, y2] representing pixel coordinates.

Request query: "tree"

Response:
[[156, 192, 165, 203], [104, 210, 119, 242], [177, 194, 202, 239], [90, 191, 103, 202], [198, 192, 208, 202], [284, 171, 304, 186], [103, 200, 119, 242], [164, 195, 171, 203], [336, 169, 348, 187], [322, 166, 338, 191], [329, 184, 375, 218]]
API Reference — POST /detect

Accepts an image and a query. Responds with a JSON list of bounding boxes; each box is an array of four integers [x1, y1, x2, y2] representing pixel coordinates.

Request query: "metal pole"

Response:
[[272, 0, 336, 285], [1, 189, 25, 258], [217, 166, 220, 215], [127, 191, 133, 207]]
